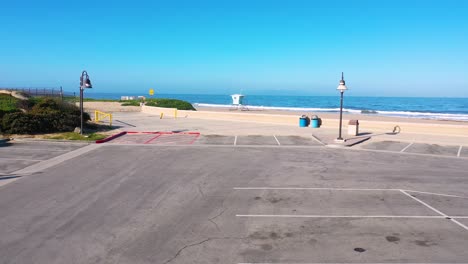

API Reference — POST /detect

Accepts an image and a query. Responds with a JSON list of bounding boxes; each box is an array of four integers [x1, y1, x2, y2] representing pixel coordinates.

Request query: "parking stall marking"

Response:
[[143, 134, 163, 144], [233, 187, 468, 198], [149, 133, 200, 145], [400, 189, 468, 231], [237, 263, 468, 264], [236, 215, 447, 219], [273, 135, 281, 146], [233, 187, 468, 231], [311, 135, 326, 145], [400, 142, 414, 152], [234, 187, 400, 191]]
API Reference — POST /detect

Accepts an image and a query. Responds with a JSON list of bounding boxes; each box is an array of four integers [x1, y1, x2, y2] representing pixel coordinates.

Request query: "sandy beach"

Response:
[[82, 101, 467, 125], [81, 102, 468, 144]]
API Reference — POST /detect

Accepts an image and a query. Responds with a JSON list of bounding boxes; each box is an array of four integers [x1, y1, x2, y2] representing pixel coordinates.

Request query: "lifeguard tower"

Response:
[[230, 94, 248, 110]]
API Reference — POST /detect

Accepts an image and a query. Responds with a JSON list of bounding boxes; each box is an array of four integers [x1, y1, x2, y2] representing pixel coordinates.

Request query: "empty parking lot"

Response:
[[1, 141, 468, 263]]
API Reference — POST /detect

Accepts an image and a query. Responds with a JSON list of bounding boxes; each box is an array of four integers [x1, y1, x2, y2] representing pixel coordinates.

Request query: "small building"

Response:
[[231, 94, 244, 105]]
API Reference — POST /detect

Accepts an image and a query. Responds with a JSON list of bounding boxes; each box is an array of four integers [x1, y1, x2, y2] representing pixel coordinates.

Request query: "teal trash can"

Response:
[[299, 117, 308, 127], [311, 115, 320, 128]]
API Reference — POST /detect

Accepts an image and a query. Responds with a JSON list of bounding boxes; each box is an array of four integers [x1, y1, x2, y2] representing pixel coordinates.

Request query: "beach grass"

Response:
[[120, 100, 141, 106], [145, 98, 196, 110], [0, 94, 19, 111], [44, 132, 107, 141]]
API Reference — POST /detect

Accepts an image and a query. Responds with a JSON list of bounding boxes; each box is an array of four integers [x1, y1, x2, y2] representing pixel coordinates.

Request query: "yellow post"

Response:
[[174, 109, 177, 119], [160, 113, 164, 119], [109, 113, 112, 127], [94, 110, 98, 122]]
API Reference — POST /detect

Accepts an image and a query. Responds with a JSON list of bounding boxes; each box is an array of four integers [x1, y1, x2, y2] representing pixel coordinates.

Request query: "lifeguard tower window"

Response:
[[231, 94, 244, 105], [230, 94, 248, 111]]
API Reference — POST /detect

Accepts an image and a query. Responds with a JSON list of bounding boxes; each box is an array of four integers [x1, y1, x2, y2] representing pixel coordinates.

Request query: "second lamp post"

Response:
[[336, 72, 348, 142], [79, 71, 93, 135]]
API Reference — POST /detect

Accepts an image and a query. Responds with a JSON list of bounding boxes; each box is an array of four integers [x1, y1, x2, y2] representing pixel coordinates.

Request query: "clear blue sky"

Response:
[[1, 0, 467, 97]]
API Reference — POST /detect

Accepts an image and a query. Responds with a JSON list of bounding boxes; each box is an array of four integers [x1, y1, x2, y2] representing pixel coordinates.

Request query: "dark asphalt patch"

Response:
[[361, 141, 410, 152], [275, 136, 321, 146], [236, 136, 278, 145], [194, 135, 235, 145], [405, 143, 459, 156]]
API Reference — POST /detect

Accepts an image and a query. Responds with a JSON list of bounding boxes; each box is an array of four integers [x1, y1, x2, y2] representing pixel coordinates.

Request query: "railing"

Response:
[[94, 110, 112, 127], [0, 87, 66, 99]]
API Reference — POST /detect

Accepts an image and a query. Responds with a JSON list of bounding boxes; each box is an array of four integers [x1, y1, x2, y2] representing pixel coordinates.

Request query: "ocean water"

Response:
[[85, 92, 468, 121]]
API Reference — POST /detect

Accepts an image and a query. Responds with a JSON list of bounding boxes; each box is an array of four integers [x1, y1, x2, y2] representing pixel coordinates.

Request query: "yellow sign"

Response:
[[149, 89, 154, 96]]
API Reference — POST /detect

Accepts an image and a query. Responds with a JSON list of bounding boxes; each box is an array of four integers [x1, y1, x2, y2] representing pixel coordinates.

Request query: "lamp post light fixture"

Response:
[[335, 72, 348, 142], [79, 70, 92, 135]]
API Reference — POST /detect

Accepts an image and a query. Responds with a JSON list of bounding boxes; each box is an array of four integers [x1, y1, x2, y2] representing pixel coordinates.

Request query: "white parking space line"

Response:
[[458, 145, 463, 157], [311, 135, 325, 145], [233, 187, 468, 199], [238, 263, 461, 264], [403, 189, 468, 199], [273, 135, 281, 146], [234, 187, 400, 191], [234, 136, 238, 146], [400, 190, 468, 231], [236, 214, 446, 219], [400, 142, 414, 152]]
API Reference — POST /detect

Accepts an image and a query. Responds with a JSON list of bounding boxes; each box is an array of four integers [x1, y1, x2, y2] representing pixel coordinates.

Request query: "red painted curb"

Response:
[[125, 131, 199, 135], [95, 131, 127, 144]]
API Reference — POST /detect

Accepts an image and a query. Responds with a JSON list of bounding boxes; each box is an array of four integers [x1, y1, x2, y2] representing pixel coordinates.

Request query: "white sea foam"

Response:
[[194, 103, 468, 121]]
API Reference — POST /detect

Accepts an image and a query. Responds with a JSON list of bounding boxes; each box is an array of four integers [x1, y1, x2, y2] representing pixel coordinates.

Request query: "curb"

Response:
[[95, 132, 127, 144], [10, 138, 92, 144], [0, 138, 10, 146]]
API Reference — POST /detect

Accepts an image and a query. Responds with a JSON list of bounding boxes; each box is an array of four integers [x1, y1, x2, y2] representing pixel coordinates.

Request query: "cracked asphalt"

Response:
[[1, 144, 468, 263]]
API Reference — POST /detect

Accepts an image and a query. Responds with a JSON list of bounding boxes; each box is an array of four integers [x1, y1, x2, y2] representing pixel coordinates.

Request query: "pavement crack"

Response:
[[197, 184, 205, 198], [163, 236, 245, 264], [163, 238, 211, 264], [208, 201, 227, 232], [208, 219, 221, 232]]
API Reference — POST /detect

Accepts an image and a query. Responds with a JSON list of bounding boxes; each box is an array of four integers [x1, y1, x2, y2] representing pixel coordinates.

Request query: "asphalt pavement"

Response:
[[1, 143, 468, 264]]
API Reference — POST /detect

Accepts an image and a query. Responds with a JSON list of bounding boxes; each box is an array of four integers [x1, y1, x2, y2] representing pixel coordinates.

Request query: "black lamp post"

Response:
[[336, 72, 348, 142], [79, 71, 92, 135]]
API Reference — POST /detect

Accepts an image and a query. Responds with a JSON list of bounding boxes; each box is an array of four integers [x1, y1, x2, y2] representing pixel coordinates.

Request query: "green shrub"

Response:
[[0, 94, 19, 111], [0, 109, 20, 119], [30, 98, 61, 114], [2, 112, 40, 134], [1, 111, 90, 134], [30, 98, 79, 114], [120, 100, 141, 106], [145, 98, 195, 110]]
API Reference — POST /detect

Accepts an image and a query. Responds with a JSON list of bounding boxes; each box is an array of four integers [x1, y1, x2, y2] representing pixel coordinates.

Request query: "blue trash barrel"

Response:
[[311, 119, 319, 128], [299, 117, 308, 127]]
